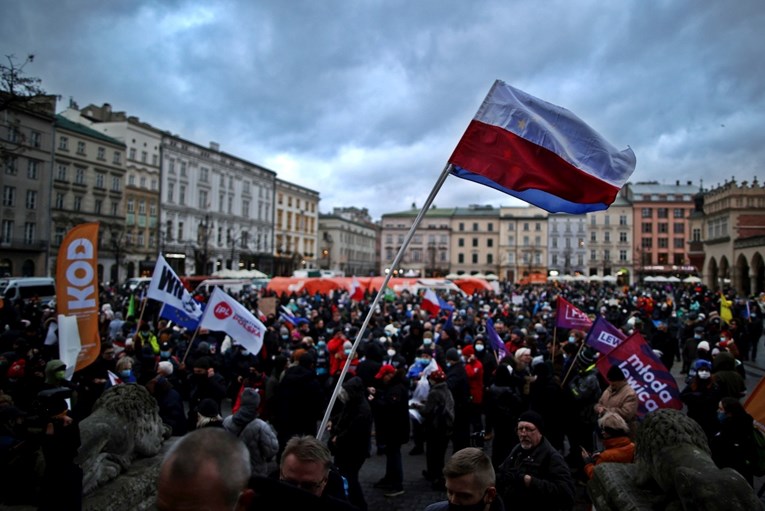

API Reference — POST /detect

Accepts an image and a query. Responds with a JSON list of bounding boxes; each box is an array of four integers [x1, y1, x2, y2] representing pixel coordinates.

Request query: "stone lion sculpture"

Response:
[[77, 383, 171, 494], [589, 408, 763, 511]]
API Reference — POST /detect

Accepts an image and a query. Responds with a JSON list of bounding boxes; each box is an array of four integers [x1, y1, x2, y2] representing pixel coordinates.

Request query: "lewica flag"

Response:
[[584, 316, 627, 355], [555, 296, 593, 330], [449, 80, 636, 214]]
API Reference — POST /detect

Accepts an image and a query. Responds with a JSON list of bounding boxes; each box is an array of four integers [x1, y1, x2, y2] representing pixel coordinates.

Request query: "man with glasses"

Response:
[[496, 410, 575, 511]]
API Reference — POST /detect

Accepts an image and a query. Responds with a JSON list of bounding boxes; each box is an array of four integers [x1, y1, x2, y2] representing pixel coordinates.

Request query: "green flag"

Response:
[[127, 294, 136, 318]]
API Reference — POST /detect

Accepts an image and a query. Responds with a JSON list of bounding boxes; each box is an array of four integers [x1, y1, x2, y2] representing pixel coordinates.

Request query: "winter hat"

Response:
[[446, 348, 461, 362], [375, 364, 396, 379], [598, 411, 630, 436], [197, 341, 210, 353], [462, 345, 475, 357], [697, 341, 710, 352], [343, 341, 353, 350], [607, 364, 626, 382], [429, 369, 446, 383], [197, 398, 220, 418], [518, 410, 545, 433], [233, 388, 260, 426], [194, 357, 211, 370]]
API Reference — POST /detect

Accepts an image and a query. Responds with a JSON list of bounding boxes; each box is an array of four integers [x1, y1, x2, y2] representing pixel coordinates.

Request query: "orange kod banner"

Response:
[[56, 222, 100, 371]]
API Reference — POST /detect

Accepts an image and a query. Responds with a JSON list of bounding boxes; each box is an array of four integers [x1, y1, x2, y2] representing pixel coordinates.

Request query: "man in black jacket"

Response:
[[496, 410, 575, 511], [445, 348, 471, 452]]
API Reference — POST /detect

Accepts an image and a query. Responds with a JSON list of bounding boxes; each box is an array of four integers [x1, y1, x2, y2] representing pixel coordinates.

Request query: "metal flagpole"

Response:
[[317, 162, 455, 439]]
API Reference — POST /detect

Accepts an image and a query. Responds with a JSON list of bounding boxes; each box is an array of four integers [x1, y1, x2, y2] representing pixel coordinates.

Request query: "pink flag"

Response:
[[421, 289, 441, 316], [555, 296, 593, 330], [595, 332, 682, 416]]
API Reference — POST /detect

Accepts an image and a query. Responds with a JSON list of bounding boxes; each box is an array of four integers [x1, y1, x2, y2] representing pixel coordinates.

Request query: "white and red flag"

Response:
[[199, 287, 266, 355], [421, 288, 441, 316]]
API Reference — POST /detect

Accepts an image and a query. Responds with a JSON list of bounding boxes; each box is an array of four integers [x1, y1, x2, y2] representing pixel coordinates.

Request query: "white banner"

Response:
[[199, 287, 265, 355], [57, 314, 81, 380], [148, 255, 203, 320]]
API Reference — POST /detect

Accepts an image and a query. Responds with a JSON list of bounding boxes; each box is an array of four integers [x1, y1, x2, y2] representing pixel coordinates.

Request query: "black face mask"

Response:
[[447, 492, 489, 511]]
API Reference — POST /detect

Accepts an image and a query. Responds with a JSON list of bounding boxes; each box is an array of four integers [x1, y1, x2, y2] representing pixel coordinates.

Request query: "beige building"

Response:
[[585, 193, 634, 283], [688, 178, 765, 295], [380, 206, 452, 277], [0, 94, 57, 277], [547, 213, 587, 277], [274, 179, 319, 276], [61, 103, 163, 279], [499, 206, 548, 282], [318, 207, 378, 276], [51, 115, 126, 283], [450, 205, 500, 276]]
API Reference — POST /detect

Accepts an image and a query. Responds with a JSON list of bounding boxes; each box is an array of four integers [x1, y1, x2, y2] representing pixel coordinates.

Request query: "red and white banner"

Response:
[[56, 222, 100, 371], [349, 277, 364, 302], [421, 288, 441, 316], [199, 287, 266, 355]]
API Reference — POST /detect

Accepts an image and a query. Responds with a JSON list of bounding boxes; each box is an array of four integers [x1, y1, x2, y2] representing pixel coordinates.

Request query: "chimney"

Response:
[[210, 142, 220, 152]]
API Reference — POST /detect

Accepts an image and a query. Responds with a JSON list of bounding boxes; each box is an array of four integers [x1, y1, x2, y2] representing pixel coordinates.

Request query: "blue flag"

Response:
[[160, 301, 203, 331]]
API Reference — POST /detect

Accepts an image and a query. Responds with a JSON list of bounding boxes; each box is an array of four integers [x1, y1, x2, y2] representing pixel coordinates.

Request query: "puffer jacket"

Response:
[[223, 388, 279, 476]]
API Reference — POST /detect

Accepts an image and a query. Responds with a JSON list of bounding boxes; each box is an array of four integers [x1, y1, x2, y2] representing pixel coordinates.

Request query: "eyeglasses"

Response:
[[280, 475, 327, 492], [516, 426, 538, 433]]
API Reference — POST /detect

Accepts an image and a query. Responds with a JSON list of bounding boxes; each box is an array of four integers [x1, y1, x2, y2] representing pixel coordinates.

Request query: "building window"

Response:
[[54, 226, 65, 245], [25, 190, 36, 209], [140, 176, 146, 188], [487, 253, 493, 264], [2, 186, 15, 207], [641, 208, 652, 218], [180, 161, 187, 176], [658, 238, 669, 249], [96, 173, 105, 188], [128, 174, 136, 186], [74, 167, 85, 184], [458, 253, 464, 264], [472, 238, 478, 247], [201, 167, 209, 182], [3, 156, 17, 175], [619, 231, 628, 242], [242, 200, 250, 217], [177, 221, 184, 242], [673, 223, 685, 234], [112, 176, 121, 191], [151, 179, 157, 190], [552, 254, 558, 265], [673, 208, 685, 218], [129, 148, 137, 160], [487, 238, 493, 247], [590, 232, 597, 242], [458, 238, 465, 247], [74, 196, 82, 211], [58, 136, 68, 151], [94, 199, 102, 214], [56, 164, 67, 181], [24, 222, 35, 243], [604, 232, 611, 243], [113, 151, 121, 164], [111, 202, 118, 216], [55, 193, 64, 209], [619, 250, 627, 261], [673, 238, 684, 249], [471, 253, 478, 264], [97, 147, 106, 160], [642, 238, 652, 248], [150, 202, 157, 217], [657, 208, 668, 218], [488, 223, 493, 232], [619, 215, 627, 226], [127, 199, 135, 213], [523, 222, 529, 231], [167, 182, 174, 202], [604, 215, 610, 226], [199, 190, 208, 209], [459, 222, 464, 231], [27, 160, 39, 179], [138, 200, 146, 215], [472, 223, 478, 231], [30, 131, 41, 148], [141, 151, 147, 163], [1, 220, 12, 243], [641, 223, 652, 233], [590, 250, 597, 261], [77, 141, 86, 155], [692, 228, 701, 242]]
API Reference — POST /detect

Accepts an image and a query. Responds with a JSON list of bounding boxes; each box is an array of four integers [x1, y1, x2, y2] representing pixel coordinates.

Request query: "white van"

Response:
[[0, 277, 56, 304]]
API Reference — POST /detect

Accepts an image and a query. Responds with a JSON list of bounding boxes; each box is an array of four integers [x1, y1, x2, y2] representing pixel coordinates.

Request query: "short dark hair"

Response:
[[443, 447, 495, 489]]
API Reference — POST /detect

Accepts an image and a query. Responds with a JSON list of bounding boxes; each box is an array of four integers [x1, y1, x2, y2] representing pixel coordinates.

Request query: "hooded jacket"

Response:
[[223, 388, 279, 476]]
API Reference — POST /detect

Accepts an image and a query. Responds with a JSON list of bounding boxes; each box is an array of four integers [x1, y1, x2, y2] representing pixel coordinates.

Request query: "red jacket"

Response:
[[464, 358, 484, 405], [327, 334, 346, 376]]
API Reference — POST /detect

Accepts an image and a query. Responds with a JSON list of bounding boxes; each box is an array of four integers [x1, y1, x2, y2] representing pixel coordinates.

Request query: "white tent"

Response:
[[644, 276, 658, 282], [603, 275, 617, 283], [484, 273, 499, 281], [574, 274, 589, 282], [653, 276, 670, 283], [683, 276, 702, 283], [667, 276, 681, 283], [589, 275, 603, 282], [471, 272, 488, 279], [445, 273, 461, 280], [212, 268, 268, 279]]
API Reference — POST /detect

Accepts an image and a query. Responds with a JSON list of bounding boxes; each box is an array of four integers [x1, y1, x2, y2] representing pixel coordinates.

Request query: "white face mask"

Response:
[[475, 344, 485, 352], [698, 370, 711, 380], [423, 339, 432, 345], [387, 349, 396, 357]]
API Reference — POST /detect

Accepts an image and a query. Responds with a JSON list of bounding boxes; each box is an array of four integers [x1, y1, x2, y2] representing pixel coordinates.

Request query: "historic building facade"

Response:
[[499, 206, 548, 282], [0, 94, 56, 277], [50, 115, 126, 283], [379, 207, 452, 277], [318, 207, 378, 276], [274, 179, 319, 276], [450, 205, 500, 277]]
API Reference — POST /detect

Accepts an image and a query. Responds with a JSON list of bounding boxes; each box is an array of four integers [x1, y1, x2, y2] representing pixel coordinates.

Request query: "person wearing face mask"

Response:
[[425, 447, 504, 511], [115, 356, 137, 383], [383, 342, 407, 370], [680, 359, 721, 441], [681, 325, 706, 375]]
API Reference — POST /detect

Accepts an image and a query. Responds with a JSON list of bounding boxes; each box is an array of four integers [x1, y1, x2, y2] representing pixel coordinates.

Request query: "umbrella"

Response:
[[484, 273, 499, 281]]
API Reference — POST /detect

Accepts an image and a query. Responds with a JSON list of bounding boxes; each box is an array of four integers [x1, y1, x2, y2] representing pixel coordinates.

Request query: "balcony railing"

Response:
[[0, 238, 48, 250]]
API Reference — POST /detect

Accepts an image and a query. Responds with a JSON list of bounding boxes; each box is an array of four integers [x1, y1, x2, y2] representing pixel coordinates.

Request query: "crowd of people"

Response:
[[0, 277, 763, 510]]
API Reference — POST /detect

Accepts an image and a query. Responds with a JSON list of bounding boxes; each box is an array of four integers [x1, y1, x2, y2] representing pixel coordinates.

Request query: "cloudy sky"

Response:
[[2, 0, 763, 219]]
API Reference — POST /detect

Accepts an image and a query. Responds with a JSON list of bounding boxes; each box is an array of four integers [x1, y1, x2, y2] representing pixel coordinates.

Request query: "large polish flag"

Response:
[[449, 80, 636, 214]]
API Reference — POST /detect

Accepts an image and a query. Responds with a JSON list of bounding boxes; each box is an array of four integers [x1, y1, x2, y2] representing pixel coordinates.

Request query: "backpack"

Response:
[[752, 422, 765, 477]]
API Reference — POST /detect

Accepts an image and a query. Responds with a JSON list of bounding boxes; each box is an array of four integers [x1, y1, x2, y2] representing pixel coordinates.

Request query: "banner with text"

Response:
[[55, 222, 100, 371], [584, 315, 627, 355], [199, 287, 265, 355], [148, 255, 203, 321], [596, 332, 682, 416]]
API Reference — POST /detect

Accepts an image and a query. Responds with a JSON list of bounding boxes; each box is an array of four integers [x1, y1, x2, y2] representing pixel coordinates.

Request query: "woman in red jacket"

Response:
[[462, 344, 484, 438]]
